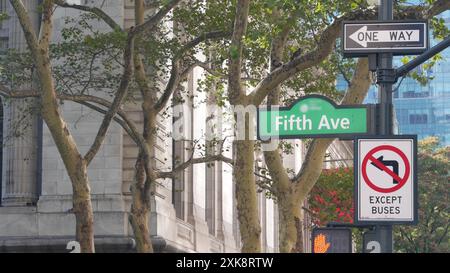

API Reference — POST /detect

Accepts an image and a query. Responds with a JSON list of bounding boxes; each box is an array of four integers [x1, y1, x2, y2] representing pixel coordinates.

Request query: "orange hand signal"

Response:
[[314, 234, 331, 253]]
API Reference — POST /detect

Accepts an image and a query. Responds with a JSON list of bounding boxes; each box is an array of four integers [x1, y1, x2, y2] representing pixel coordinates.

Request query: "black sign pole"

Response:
[[396, 35, 450, 78], [376, 0, 394, 253]]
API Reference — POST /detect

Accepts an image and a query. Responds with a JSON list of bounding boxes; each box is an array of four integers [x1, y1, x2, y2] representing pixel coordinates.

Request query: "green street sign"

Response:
[[257, 95, 369, 140]]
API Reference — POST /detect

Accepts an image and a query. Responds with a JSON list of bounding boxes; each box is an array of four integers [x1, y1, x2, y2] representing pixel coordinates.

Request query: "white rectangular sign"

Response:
[[355, 136, 417, 224], [343, 21, 428, 57]]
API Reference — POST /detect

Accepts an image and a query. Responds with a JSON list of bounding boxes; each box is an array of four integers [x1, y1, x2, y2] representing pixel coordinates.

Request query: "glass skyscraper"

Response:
[[344, 11, 450, 146]]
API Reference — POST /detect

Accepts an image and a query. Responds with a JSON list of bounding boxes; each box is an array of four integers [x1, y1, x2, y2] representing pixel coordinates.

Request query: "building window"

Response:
[[172, 83, 193, 221], [0, 37, 7, 52], [403, 91, 415, 98], [0, 0, 6, 13], [409, 114, 428, 124], [403, 91, 430, 98], [0, 0, 6, 30]]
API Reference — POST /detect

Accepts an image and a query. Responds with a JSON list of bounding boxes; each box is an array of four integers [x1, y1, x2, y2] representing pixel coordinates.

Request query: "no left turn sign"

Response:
[[362, 145, 410, 193], [355, 136, 418, 224]]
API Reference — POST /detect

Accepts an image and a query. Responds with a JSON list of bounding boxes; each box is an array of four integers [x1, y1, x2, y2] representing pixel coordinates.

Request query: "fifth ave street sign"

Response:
[[354, 136, 418, 224], [257, 95, 368, 140], [343, 21, 428, 57]]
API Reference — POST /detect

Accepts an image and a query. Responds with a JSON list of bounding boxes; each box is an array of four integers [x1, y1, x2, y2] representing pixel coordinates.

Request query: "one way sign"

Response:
[[343, 21, 428, 57]]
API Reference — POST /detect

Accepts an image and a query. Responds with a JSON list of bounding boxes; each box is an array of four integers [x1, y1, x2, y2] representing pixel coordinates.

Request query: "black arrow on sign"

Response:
[[371, 156, 400, 184]]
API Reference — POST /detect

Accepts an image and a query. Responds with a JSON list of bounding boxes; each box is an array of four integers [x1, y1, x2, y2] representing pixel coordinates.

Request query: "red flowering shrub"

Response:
[[309, 167, 354, 226]]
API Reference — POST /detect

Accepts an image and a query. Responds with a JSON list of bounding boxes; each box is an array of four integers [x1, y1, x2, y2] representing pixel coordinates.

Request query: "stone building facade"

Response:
[[0, 0, 353, 252]]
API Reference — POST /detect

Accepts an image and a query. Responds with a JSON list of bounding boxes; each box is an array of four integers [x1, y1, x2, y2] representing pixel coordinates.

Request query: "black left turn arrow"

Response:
[[371, 156, 400, 184]]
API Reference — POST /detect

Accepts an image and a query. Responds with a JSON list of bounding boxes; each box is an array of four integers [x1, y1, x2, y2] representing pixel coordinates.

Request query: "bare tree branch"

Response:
[[59, 94, 140, 138], [77, 100, 138, 144], [133, 53, 155, 101], [179, 62, 196, 81], [9, 0, 40, 57], [39, 0, 53, 47], [132, 0, 182, 36], [175, 31, 232, 60], [157, 154, 233, 179], [437, 222, 450, 246], [0, 83, 148, 157], [153, 30, 231, 112], [0, 84, 37, 98], [54, 0, 122, 31], [144, 0, 161, 10], [133, 0, 159, 107], [83, 33, 135, 165], [262, 7, 295, 198], [254, 172, 273, 182], [153, 59, 181, 112], [55, 0, 186, 37], [195, 60, 225, 78], [255, 179, 273, 193], [227, 0, 250, 105], [152, 59, 204, 113], [336, 55, 352, 86], [425, 0, 450, 18], [250, 17, 345, 105], [194, 59, 258, 81], [400, 229, 418, 252]]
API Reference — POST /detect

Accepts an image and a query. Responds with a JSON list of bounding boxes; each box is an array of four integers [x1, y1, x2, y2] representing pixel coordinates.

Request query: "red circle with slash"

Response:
[[362, 145, 410, 193]]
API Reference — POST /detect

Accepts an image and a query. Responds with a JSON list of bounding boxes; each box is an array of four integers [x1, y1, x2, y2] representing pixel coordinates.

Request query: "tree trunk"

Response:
[[9, 0, 97, 253], [39, 43, 97, 254], [227, 0, 261, 252], [71, 159, 95, 253], [127, 0, 155, 253], [233, 140, 261, 252], [292, 216, 304, 253], [38, 40, 97, 253], [127, 92, 155, 253], [263, 148, 297, 253], [129, 102, 156, 252], [129, 200, 152, 252], [277, 192, 298, 253], [129, 153, 153, 253]]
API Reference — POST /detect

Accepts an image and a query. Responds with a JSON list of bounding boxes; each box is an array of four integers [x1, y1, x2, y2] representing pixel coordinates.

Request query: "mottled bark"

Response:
[[127, 0, 155, 253], [292, 216, 304, 253], [264, 138, 298, 253], [277, 192, 299, 253], [228, 0, 261, 252], [234, 139, 261, 253], [262, 12, 295, 252], [129, 100, 157, 252], [129, 152, 153, 253], [71, 159, 95, 252]]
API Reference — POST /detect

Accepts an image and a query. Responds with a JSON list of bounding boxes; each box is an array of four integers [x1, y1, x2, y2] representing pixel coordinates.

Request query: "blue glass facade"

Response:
[[353, 11, 450, 145]]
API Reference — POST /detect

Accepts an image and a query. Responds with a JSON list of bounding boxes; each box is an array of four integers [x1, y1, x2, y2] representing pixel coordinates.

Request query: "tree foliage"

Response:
[[394, 137, 449, 253], [309, 167, 354, 226]]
